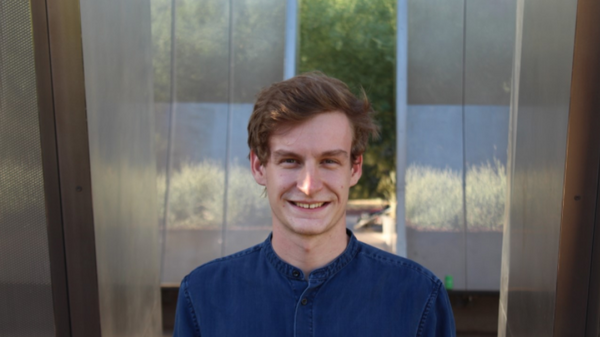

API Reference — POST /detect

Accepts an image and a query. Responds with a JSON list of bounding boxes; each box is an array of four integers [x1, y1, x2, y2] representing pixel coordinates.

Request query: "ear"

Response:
[[250, 150, 267, 186], [349, 154, 363, 187]]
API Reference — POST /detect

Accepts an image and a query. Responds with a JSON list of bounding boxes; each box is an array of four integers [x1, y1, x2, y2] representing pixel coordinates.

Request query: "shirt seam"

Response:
[[192, 244, 263, 273], [416, 282, 441, 337], [359, 249, 439, 284], [182, 276, 202, 337]]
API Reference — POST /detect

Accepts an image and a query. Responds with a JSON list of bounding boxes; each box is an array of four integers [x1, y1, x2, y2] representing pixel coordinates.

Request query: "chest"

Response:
[[194, 278, 424, 337]]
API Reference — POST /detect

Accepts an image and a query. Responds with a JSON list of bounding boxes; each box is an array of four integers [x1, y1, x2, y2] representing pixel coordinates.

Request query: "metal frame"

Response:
[[395, 0, 408, 257], [30, 2, 72, 336], [284, 0, 298, 79], [553, 0, 600, 333], [587, 166, 600, 336], [31, 0, 102, 335]]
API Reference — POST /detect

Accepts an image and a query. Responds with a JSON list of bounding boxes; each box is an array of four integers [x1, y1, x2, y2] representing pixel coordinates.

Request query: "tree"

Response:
[[300, 0, 397, 200]]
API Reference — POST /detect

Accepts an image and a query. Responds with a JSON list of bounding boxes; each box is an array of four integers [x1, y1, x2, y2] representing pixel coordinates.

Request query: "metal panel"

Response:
[[160, 0, 230, 284], [45, 0, 102, 334], [463, 0, 515, 291], [31, 0, 72, 334], [78, 0, 162, 335], [395, 0, 408, 257], [284, 0, 298, 79], [224, 0, 285, 255], [554, 0, 600, 333], [407, 0, 464, 105], [499, 0, 578, 334], [405, 105, 465, 289], [406, 0, 466, 289], [156, 0, 288, 281], [498, 0, 523, 333], [587, 170, 600, 336], [0, 1, 55, 335]]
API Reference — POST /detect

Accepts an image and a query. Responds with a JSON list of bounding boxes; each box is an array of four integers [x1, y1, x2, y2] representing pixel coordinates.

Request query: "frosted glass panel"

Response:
[[154, 0, 286, 283]]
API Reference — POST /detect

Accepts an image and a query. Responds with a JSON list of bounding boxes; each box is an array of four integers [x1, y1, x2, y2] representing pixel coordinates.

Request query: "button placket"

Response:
[[294, 280, 315, 337]]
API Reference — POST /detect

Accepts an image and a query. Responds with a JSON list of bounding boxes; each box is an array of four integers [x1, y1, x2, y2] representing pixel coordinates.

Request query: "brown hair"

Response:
[[247, 72, 379, 164]]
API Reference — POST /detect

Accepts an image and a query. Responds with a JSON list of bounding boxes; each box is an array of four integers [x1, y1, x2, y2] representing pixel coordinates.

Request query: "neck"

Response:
[[271, 225, 349, 279]]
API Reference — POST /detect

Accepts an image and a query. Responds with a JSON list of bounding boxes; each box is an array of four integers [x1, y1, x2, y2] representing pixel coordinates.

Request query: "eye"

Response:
[[280, 158, 298, 166]]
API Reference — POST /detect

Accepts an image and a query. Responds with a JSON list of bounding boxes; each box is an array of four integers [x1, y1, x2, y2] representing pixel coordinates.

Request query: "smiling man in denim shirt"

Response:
[[173, 73, 456, 337]]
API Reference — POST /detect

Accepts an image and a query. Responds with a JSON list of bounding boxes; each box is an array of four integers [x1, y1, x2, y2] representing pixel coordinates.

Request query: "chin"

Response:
[[283, 219, 341, 237]]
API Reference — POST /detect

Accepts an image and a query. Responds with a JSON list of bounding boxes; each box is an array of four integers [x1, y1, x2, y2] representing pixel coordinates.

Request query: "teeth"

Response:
[[295, 202, 324, 209]]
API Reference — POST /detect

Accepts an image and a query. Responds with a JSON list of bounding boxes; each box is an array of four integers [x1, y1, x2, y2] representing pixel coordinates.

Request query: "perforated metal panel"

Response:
[[0, 0, 56, 336]]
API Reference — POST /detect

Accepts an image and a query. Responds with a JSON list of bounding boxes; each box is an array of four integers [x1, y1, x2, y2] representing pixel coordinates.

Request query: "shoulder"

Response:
[[185, 242, 264, 284], [355, 240, 443, 288]]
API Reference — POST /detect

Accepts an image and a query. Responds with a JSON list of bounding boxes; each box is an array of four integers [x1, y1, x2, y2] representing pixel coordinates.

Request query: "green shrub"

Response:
[[466, 160, 506, 231], [405, 161, 506, 231], [405, 165, 462, 230], [158, 161, 270, 229]]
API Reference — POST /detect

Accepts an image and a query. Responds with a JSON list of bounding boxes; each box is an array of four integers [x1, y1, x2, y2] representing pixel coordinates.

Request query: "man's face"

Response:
[[250, 111, 362, 238]]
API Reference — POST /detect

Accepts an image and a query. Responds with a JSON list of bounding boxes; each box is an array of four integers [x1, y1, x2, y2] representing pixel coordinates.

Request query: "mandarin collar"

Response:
[[262, 229, 360, 281]]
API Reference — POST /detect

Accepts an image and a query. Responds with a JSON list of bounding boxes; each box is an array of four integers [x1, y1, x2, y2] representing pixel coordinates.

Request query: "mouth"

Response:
[[289, 201, 329, 209]]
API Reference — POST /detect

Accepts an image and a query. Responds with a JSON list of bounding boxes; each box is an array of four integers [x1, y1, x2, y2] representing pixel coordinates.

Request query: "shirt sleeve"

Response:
[[173, 275, 201, 337], [417, 282, 456, 337]]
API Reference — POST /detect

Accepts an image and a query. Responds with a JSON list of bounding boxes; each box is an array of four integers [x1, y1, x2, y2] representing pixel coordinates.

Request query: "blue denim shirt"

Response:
[[173, 230, 456, 337]]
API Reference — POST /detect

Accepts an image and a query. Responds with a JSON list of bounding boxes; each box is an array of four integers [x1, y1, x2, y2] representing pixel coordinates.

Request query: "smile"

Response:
[[290, 201, 327, 209]]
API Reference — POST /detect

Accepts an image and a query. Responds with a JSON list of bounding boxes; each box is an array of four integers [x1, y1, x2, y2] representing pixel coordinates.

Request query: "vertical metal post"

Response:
[[460, 0, 468, 290], [395, 0, 408, 257], [284, 0, 299, 79], [498, 0, 523, 334], [161, 0, 178, 283], [222, 0, 235, 256]]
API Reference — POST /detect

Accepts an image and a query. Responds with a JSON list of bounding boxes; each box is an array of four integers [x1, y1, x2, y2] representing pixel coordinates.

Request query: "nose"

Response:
[[297, 163, 323, 196]]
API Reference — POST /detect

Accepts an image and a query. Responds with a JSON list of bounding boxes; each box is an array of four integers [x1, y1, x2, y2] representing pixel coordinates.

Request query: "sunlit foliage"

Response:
[[300, 0, 397, 200]]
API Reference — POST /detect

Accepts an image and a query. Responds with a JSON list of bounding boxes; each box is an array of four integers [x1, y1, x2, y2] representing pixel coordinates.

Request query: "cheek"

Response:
[[271, 172, 296, 191]]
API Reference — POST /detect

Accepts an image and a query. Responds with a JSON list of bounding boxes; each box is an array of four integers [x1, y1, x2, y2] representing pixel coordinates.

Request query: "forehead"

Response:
[[269, 111, 353, 153]]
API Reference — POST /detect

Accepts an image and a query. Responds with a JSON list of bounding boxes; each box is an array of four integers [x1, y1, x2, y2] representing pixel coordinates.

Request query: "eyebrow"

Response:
[[321, 150, 349, 158], [272, 149, 348, 158]]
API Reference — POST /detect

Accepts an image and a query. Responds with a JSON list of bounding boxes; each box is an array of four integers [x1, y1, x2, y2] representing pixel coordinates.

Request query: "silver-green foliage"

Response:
[[158, 161, 270, 229], [466, 160, 506, 231], [159, 160, 506, 231], [406, 165, 463, 230], [406, 161, 506, 231]]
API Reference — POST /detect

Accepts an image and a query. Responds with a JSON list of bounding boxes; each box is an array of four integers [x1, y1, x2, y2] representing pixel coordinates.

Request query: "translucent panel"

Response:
[[463, 0, 515, 291], [464, 107, 509, 290], [464, 0, 515, 106], [0, 0, 55, 335], [78, 0, 162, 333], [502, 0, 577, 333], [157, 0, 286, 281], [224, 0, 285, 254], [230, 0, 286, 103], [405, 105, 466, 289], [174, 0, 230, 102], [405, 0, 466, 289], [407, 0, 464, 105], [158, 0, 231, 284], [223, 105, 271, 255]]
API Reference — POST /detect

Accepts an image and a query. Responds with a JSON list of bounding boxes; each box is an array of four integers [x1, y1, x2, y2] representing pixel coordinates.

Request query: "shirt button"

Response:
[[301, 298, 308, 305], [292, 270, 300, 278]]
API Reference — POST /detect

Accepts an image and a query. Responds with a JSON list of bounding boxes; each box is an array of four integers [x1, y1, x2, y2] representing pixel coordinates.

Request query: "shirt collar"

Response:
[[262, 228, 361, 281]]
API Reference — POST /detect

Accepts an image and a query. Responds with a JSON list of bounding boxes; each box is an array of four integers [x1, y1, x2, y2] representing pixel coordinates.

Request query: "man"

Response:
[[173, 73, 456, 336]]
